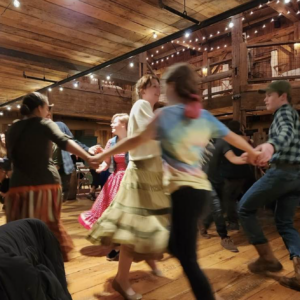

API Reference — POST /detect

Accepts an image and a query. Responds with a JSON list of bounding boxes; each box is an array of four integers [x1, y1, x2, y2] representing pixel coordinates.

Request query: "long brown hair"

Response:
[[162, 63, 199, 103]]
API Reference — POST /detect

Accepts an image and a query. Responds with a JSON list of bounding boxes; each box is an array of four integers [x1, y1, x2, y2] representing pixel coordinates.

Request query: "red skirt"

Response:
[[5, 184, 74, 261]]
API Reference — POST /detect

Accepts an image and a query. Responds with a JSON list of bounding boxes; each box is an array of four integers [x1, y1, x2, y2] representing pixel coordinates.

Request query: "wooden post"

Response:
[[138, 53, 147, 78], [207, 58, 212, 101], [232, 14, 243, 122]]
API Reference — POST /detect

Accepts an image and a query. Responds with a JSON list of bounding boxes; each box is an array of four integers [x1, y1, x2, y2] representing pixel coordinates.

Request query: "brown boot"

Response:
[[248, 243, 283, 273], [279, 257, 300, 291]]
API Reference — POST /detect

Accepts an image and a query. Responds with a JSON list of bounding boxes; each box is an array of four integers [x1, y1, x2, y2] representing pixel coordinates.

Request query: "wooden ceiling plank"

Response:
[[0, 31, 104, 65], [46, 0, 161, 36], [0, 4, 139, 52], [0, 24, 116, 61], [79, 0, 179, 35], [0, 16, 126, 56]]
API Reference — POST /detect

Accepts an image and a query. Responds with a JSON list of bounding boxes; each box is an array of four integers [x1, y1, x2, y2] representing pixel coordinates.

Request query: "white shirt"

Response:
[[128, 100, 161, 161]]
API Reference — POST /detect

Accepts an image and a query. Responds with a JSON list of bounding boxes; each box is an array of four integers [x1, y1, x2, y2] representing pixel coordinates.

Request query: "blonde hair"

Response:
[[162, 63, 199, 103], [135, 74, 160, 99], [111, 113, 129, 128]]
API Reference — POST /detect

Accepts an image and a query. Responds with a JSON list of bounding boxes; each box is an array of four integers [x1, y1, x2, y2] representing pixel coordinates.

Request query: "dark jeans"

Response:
[[238, 166, 300, 259], [169, 187, 215, 300], [59, 169, 72, 201], [203, 187, 228, 238], [222, 178, 245, 223]]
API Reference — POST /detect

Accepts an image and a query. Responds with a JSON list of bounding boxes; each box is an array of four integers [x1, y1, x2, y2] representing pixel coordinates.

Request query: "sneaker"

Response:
[[200, 229, 211, 239], [221, 237, 239, 252], [227, 222, 240, 231], [106, 249, 120, 261]]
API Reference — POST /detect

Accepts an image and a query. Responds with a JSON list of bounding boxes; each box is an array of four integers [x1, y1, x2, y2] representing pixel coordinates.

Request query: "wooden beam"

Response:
[[268, 2, 299, 23], [247, 40, 300, 48], [198, 70, 232, 84], [248, 75, 300, 82]]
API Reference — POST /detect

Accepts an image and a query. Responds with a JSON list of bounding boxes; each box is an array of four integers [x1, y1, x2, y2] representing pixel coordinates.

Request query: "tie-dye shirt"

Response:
[[155, 104, 229, 193]]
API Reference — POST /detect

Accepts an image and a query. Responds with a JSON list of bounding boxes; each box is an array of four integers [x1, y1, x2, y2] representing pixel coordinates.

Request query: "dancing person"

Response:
[[5, 92, 93, 261], [201, 138, 247, 252], [87, 75, 170, 300], [221, 121, 253, 230], [89, 63, 259, 300], [79, 113, 129, 229], [53, 121, 101, 201], [238, 81, 300, 291]]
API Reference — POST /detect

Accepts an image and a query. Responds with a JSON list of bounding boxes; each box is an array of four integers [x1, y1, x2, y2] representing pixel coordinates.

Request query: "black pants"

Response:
[[169, 187, 215, 300], [222, 178, 245, 223], [203, 187, 228, 238]]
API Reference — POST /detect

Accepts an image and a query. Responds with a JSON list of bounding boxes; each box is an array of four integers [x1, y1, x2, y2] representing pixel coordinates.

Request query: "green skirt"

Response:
[[87, 156, 170, 259]]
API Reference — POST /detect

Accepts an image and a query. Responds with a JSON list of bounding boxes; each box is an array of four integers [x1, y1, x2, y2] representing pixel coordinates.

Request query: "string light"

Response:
[[185, 31, 191, 38], [6, 106, 11, 111], [0, 112, 3, 116], [224, 44, 227, 48], [217, 31, 220, 34], [276, 0, 280, 3], [59, 87, 63, 91], [259, 4, 262, 8], [247, 34, 250, 38], [204, 47, 207, 51], [73, 82, 78, 88], [167, 57, 169, 60], [151, 54, 154, 57], [156, 50, 159, 53], [106, 75, 111, 80], [161, 59, 164, 62], [198, 47, 201, 50], [156, 61, 158, 64], [90, 74, 94, 79], [177, 51, 179, 55], [129, 62, 134, 67], [284, 0, 290, 3], [195, 38, 198, 42], [17, 104, 21, 109], [202, 36, 206, 40], [183, 40, 186, 43], [225, 27, 228, 31], [242, 17, 245, 21], [161, 46, 164, 49], [182, 49, 185, 51], [229, 22, 234, 28], [255, 30, 258, 33], [193, 47, 195, 50], [250, 11, 254, 15], [297, 11, 300, 14], [151, 62, 154, 65], [279, 12, 282, 16], [177, 41, 179, 43], [146, 57, 148, 60], [153, 32, 157, 39], [189, 39, 192, 43], [287, 11, 290, 14], [210, 34, 213, 37], [217, 46, 220, 49], [171, 54, 174, 57], [171, 40, 174, 43], [271, 18, 274, 22], [48, 88, 52, 92], [13, 0, 20, 7], [262, 24, 266, 28]]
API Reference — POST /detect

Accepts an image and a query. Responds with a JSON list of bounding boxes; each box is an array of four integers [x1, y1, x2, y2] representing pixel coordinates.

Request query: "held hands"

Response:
[[241, 142, 274, 166], [88, 145, 103, 155], [96, 162, 108, 173], [88, 152, 106, 169]]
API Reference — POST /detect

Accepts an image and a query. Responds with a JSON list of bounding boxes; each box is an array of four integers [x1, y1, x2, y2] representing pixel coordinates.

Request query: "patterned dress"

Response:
[[78, 151, 126, 230]]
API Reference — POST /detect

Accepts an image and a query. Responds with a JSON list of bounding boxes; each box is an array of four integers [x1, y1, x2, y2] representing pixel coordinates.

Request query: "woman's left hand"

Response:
[[88, 153, 105, 169]]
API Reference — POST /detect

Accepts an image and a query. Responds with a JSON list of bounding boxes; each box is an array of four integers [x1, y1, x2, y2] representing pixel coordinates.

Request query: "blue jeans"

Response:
[[238, 167, 300, 259]]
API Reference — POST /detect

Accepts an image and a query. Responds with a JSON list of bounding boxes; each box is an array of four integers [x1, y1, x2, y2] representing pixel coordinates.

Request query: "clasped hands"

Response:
[[242, 143, 275, 167]]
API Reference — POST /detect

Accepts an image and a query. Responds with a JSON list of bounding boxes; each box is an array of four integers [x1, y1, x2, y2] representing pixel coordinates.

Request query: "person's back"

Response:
[[7, 117, 63, 187]]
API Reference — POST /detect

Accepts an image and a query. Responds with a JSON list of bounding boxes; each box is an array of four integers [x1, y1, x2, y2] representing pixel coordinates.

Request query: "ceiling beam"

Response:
[[268, 2, 299, 23]]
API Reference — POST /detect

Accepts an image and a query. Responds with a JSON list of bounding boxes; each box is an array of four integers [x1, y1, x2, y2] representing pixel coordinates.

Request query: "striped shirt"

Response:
[[269, 104, 300, 164]]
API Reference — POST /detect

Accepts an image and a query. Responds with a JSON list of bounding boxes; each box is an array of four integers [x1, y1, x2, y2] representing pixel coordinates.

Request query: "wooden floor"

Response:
[[1, 199, 300, 300]]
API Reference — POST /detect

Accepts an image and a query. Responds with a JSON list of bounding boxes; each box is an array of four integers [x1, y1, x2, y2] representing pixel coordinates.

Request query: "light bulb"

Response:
[[151, 62, 154, 65], [129, 62, 134, 67], [153, 32, 157, 39], [13, 0, 20, 8], [106, 75, 111, 80], [7, 106, 11, 111], [255, 30, 258, 34], [229, 22, 234, 28], [225, 27, 228, 31], [161, 46, 164, 49], [210, 34, 213, 37], [156, 50, 159, 53], [167, 57, 169, 60], [250, 11, 254, 15], [59, 87, 63, 91], [151, 54, 154, 57], [284, 0, 290, 3], [171, 54, 174, 57], [195, 38, 198, 42], [0, 112, 3, 116], [202, 36, 206, 40], [48, 88, 52, 92], [217, 31, 220, 34], [17, 104, 21, 109], [185, 31, 190, 38], [73, 82, 78, 88], [90, 74, 94, 79], [242, 17, 245, 21]]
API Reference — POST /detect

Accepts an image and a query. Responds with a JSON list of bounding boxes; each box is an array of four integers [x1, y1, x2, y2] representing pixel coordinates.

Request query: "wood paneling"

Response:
[[0, 0, 252, 104]]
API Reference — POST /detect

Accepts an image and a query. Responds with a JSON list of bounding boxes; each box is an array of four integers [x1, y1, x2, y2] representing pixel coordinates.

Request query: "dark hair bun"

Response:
[[20, 104, 31, 116]]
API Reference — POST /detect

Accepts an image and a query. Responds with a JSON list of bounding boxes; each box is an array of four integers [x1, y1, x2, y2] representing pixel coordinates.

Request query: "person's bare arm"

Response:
[[225, 150, 247, 165]]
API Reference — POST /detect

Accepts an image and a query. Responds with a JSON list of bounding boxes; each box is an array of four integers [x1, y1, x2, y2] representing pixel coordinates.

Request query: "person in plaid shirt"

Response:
[[238, 81, 300, 291]]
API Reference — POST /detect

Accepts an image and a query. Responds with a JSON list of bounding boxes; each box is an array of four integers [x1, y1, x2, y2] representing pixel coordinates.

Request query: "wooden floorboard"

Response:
[[0, 199, 300, 300]]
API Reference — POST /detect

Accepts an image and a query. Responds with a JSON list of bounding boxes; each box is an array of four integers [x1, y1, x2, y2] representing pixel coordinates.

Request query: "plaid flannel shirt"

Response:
[[268, 104, 300, 164]]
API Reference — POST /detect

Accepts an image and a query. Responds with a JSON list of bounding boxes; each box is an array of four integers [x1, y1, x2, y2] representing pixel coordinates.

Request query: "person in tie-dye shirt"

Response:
[[90, 63, 259, 300]]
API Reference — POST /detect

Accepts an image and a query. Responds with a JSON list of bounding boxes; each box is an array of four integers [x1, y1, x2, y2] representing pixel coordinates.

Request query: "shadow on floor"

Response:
[[80, 245, 111, 257]]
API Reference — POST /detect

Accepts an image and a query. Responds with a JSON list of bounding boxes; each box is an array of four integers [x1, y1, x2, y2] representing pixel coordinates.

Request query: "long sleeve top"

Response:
[[268, 104, 300, 164]]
